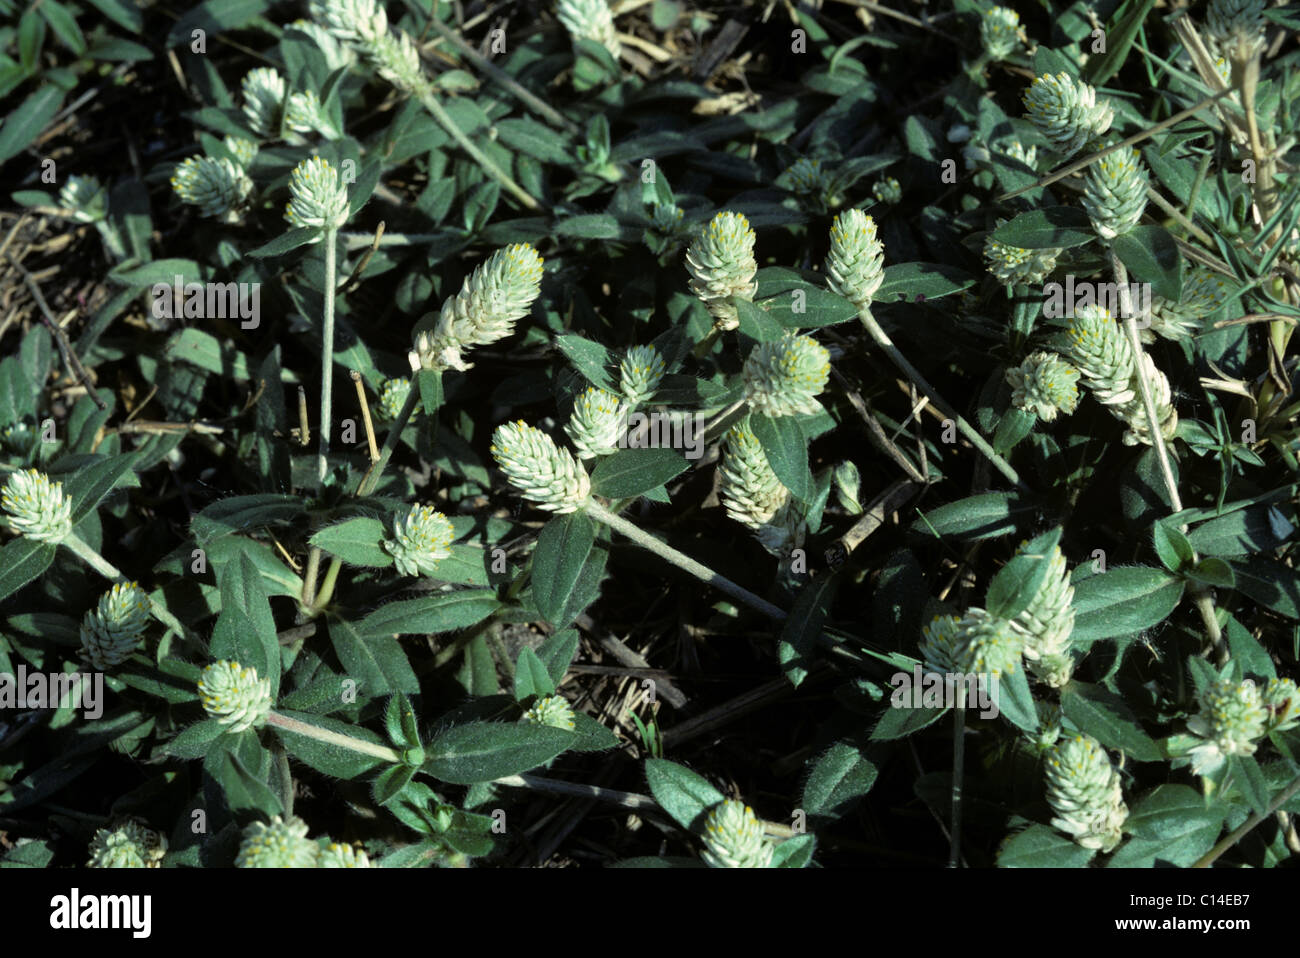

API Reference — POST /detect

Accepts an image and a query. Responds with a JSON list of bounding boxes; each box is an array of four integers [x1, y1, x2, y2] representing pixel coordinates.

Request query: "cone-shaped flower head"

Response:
[[172, 156, 253, 220], [1081, 144, 1148, 240], [685, 211, 757, 330], [1006, 351, 1080, 422], [649, 202, 687, 240], [556, 0, 621, 59], [521, 694, 577, 730], [236, 815, 319, 868], [378, 377, 412, 420], [1063, 304, 1136, 410], [198, 660, 273, 733], [1145, 267, 1231, 342], [318, 841, 371, 867], [80, 582, 152, 670], [1263, 678, 1300, 733], [565, 386, 625, 460], [2, 469, 72, 543], [919, 613, 964, 675], [980, 7, 1022, 60], [87, 819, 167, 868], [1045, 734, 1128, 852], [742, 333, 830, 418], [384, 504, 454, 577], [719, 424, 789, 532], [951, 607, 1025, 679], [1120, 350, 1178, 447], [366, 29, 423, 94], [411, 244, 545, 372], [490, 420, 591, 514], [701, 800, 773, 868], [1022, 73, 1114, 156], [59, 175, 108, 222], [783, 157, 832, 199], [984, 228, 1060, 286], [825, 209, 885, 314], [285, 89, 341, 140], [241, 67, 286, 138], [1186, 678, 1268, 774], [1012, 539, 1076, 687], [619, 345, 666, 407], [284, 155, 349, 230], [309, 0, 388, 44]]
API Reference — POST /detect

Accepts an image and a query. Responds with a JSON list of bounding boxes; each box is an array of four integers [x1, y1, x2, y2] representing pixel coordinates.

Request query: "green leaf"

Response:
[[1151, 518, 1195, 573], [990, 208, 1095, 250], [372, 764, 417, 806], [1083, 0, 1157, 85], [644, 758, 726, 831], [871, 697, 948, 739], [997, 824, 1095, 867], [495, 118, 574, 165], [513, 647, 556, 701], [1227, 557, 1300, 618], [0, 538, 56, 603], [997, 668, 1039, 734], [84, 0, 143, 32], [39, 1, 86, 55], [417, 368, 443, 416], [770, 834, 817, 867], [166, 0, 269, 46], [165, 328, 252, 381], [271, 710, 390, 778], [751, 412, 812, 502], [734, 298, 785, 342], [802, 741, 878, 818], [1227, 755, 1271, 818], [535, 629, 579, 686], [555, 214, 626, 240], [1112, 225, 1182, 301], [61, 451, 140, 524], [357, 590, 502, 640], [309, 517, 393, 568], [1069, 566, 1185, 645], [986, 528, 1062, 619], [589, 447, 690, 498], [384, 693, 422, 750], [554, 334, 615, 391], [0, 86, 64, 165], [423, 722, 574, 784], [874, 262, 976, 303], [779, 572, 839, 687], [910, 492, 1032, 541], [328, 616, 419, 695], [161, 719, 226, 760], [1187, 557, 1235, 589], [1187, 505, 1297, 556], [1060, 681, 1162, 761], [754, 267, 859, 327], [1222, 613, 1274, 680], [0, 356, 36, 429], [248, 227, 320, 258]]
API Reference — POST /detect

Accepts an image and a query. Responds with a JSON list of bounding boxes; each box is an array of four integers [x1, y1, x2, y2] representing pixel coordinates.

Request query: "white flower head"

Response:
[[284, 155, 349, 230], [685, 211, 758, 330], [700, 800, 773, 868], [1006, 351, 1080, 422], [980, 6, 1022, 61], [1022, 73, 1114, 156], [825, 209, 885, 314], [1081, 144, 1149, 241], [236, 815, 319, 868], [80, 581, 153, 670], [490, 420, 591, 514], [87, 819, 167, 868], [198, 660, 273, 733], [556, 0, 621, 59], [565, 386, 625, 460], [241, 66, 286, 138], [1045, 734, 1128, 852], [172, 156, 253, 221], [1, 468, 73, 543], [619, 345, 666, 407], [384, 504, 454, 577], [742, 333, 830, 418], [59, 175, 108, 222], [521, 694, 577, 730]]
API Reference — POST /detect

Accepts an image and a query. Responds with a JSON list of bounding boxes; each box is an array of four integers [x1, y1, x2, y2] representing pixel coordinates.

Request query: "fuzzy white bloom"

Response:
[[919, 613, 964, 675], [285, 89, 342, 140], [223, 136, 258, 169], [556, 0, 621, 59], [1205, 0, 1267, 62], [87, 820, 167, 868], [236, 815, 319, 868], [1022, 72, 1114, 156], [565, 386, 625, 460], [309, 0, 388, 44], [742, 333, 831, 418], [1012, 540, 1076, 687], [701, 800, 773, 868], [685, 211, 758, 331], [783, 157, 833, 199], [981, 7, 1022, 61], [366, 29, 424, 94], [171, 156, 253, 221], [490, 420, 591, 514], [284, 155, 349, 230], [718, 424, 804, 558], [198, 660, 273, 733], [318, 841, 371, 867], [310, 0, 424, 95], [410, 244, 545, 372], [825, 209, 885, 315], [1, 468, 73, 543], [619, 345, 666, 407], [383, 504, 455, 577], [1263, 678, 1300, 733], [984, 231, 1061, 286], [1005, 351, 1080, 422], [59, 175, 108, 222], [1120, 350, 1178, 447], [1144, 267, 1231, 342], [1186, 678, 1269, 775], [80, 582, 153, 670], [1045, 734, 1128, 852], [950, 607, 1025, 679], [521, 694, 577, 730], [241, 67, 286, 138], [1081, 144, 1149, 240]]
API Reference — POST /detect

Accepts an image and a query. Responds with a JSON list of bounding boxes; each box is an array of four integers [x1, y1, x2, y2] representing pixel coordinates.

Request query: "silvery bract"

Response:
[[522, 694, 577, 730], [619, 345, 666, 407], [241, 66, 286, 138], [1186, 678, 1269, 775], [59, 175, 108, 222], [1045, 734, 1128, 852], [383, 504, 455, 577], [1081, 144, 1148, 241], [1005, 351, 1080, 422], [700, 800, 773, 868], [284, 155, 350, 230], [80, 581, 152, 670], [172, 155, 253, 221], [1, 468, 72, 543], [1022, 72, 1113, 156], [236, 815, 319, 868], [87, 820, 167, 868], [825, 209, 885, 314], [490, 420, 591, 514], [980, 7, 1022, 61], [742, 333, 831, 418], [565, 386, 624, 459], [984, 227, 1060, 287], [1011, 539, 1076, 687], [555, 0, 621, 59], [198, 660, 274, 733], [685, 211, 757, 331], [318, 841, 371, 867]]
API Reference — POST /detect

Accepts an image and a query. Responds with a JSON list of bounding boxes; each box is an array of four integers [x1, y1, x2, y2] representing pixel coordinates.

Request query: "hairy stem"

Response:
[[264, 711, 402, 764], [62, 533, 192, 640], [318, 228, 339, 485], [1194, 772, 1300, 868], [357, 382, 422, 498], [583, 500, 788, 621]]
